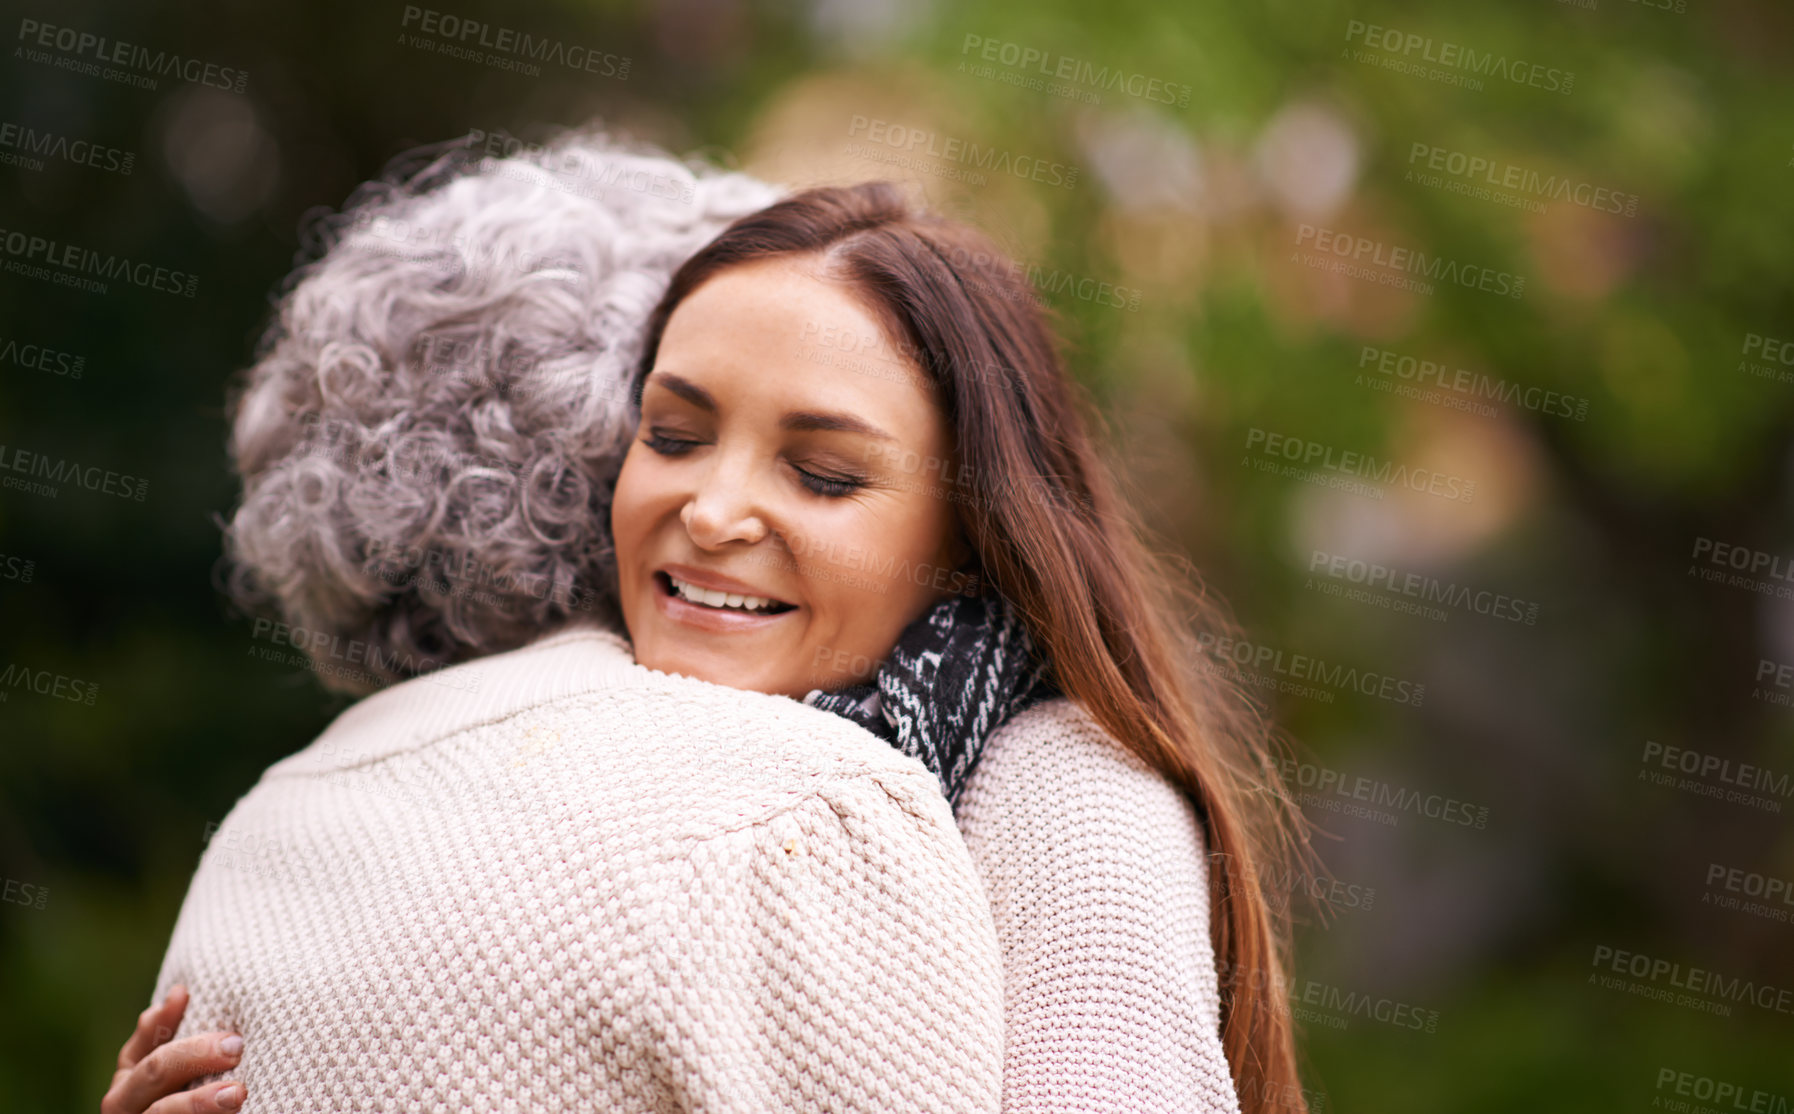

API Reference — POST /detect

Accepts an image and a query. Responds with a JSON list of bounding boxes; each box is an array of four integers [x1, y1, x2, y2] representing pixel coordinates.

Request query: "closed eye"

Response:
[[641, 431, 699, 455], [794, 467, 864, 498], [644, 431, 864, 498]]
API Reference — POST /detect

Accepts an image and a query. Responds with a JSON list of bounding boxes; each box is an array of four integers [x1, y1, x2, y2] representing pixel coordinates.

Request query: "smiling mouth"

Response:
[[655, 570, 797, 615]]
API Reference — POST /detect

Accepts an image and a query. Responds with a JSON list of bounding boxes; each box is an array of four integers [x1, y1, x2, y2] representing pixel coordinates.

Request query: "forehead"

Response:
[[652, 256, 946, 432]]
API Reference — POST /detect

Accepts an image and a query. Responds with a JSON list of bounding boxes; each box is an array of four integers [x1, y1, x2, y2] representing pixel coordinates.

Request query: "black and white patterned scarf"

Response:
[[802, 590, 1060, 808]]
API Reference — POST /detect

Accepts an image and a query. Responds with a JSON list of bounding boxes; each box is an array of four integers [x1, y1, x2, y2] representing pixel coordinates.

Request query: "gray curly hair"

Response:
[[222, 127, 783, 694]]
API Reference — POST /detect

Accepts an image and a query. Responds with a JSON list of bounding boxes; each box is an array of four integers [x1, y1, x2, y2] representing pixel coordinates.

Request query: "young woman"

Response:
[[612, 181, 1313, 1111], [107, 135, 1311, 1113]]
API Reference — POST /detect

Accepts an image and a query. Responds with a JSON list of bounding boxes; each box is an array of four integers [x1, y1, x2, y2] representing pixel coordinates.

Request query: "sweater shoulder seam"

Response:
[[261, 686, 633, 780], [674, 769, 933, 849], [263, 690, 946, 845]]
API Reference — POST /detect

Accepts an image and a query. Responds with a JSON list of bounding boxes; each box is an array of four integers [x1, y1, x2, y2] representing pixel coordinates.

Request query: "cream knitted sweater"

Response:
[[957, 691, 1241, 1113], [154, 624, 1239, 1112]]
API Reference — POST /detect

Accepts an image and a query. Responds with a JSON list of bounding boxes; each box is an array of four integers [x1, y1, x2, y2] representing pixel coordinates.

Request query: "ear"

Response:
[[942, 521, 981, 595]]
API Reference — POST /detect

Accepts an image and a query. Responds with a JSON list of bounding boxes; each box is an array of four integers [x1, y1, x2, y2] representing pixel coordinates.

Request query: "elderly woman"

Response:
[[108, 132, 1309, 1114]]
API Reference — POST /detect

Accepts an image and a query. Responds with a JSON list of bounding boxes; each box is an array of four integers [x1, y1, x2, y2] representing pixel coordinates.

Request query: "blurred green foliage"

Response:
[[2, 0, 1791, 1109]]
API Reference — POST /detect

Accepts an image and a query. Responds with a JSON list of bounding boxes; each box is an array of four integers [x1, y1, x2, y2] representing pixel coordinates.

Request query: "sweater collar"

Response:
[[266, 622, 640, 776]]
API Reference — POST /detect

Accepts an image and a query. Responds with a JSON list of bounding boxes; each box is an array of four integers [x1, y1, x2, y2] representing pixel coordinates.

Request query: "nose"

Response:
[[681, 457, 771, 549]]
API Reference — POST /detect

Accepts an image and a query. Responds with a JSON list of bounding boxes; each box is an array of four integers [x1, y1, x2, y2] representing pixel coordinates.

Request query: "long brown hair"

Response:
[[632, 181, 1314, 1111]]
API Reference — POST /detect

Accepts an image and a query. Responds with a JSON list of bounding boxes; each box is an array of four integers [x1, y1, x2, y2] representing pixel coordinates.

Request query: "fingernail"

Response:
[[220, 1034, 243, 1056], [217, 1083, 244, 1110]]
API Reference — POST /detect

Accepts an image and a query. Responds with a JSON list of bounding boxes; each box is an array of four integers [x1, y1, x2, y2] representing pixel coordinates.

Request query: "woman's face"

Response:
[[612, 255, 971, 698]]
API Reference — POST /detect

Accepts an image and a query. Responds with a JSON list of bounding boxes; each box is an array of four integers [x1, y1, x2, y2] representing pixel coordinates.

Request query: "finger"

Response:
[[118, 987, 188, 1070], [145, 1081, 246, 1114], [113, 1033, 243, 1113]]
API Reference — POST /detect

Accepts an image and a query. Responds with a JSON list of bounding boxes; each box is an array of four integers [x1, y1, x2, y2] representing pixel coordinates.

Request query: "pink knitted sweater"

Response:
[[154, 624, 1240, 1111], [957, 682, 1241, 1112]]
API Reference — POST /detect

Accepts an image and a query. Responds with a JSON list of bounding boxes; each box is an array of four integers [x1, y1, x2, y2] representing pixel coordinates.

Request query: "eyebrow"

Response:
[[644, 371, 898, 442]]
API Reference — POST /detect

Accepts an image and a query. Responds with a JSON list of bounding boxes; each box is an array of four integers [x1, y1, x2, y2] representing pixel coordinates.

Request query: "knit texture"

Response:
[[802, 590, 1059, 807], [153, 624, 1005, 1112], [957, 698, 1243, 1114]]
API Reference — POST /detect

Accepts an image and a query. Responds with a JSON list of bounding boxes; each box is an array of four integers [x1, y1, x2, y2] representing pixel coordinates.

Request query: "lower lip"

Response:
[[653, 573, 797, 633]]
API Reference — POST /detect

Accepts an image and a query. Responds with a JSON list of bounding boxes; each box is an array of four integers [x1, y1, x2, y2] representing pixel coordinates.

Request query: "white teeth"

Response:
[[668, 575, 783, 613]]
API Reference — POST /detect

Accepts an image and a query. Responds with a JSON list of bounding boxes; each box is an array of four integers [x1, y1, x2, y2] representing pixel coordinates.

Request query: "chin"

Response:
[[635, 638, 789, 696]]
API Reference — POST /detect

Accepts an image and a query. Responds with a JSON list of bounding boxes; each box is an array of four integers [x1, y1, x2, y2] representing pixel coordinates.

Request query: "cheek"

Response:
[[891, 485, 961, 569], [797, 496, 958, 642], [609, 458, 638, 546], [610, 451, 659, 573]]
